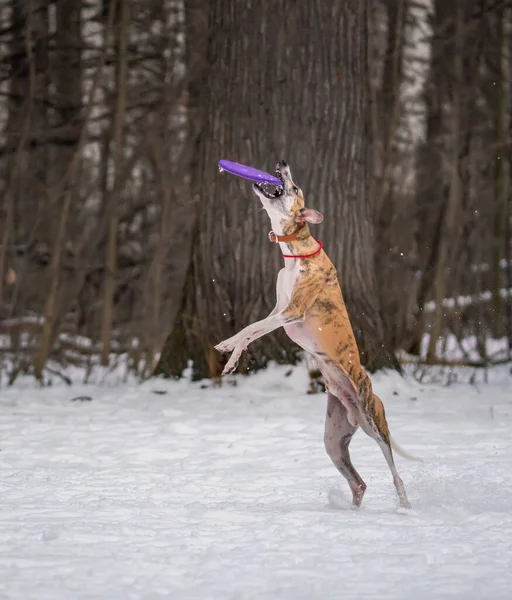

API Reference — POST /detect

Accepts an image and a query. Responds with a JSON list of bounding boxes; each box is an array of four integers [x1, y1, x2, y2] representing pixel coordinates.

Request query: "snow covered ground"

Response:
[[1, 363, 512, 599]]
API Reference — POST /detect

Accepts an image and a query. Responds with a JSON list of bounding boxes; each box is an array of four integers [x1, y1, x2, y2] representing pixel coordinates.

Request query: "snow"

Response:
[[1, 363, 512, 599], [424, 287, 512, 311], [415, 334, 509, 364]]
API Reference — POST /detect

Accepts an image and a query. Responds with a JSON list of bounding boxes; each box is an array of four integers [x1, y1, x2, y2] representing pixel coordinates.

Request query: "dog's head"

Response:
[[252, 160, 323, 234]]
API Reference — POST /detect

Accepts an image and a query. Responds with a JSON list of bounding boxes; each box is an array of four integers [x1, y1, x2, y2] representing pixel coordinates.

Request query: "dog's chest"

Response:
[[280, 263, 301, 302]]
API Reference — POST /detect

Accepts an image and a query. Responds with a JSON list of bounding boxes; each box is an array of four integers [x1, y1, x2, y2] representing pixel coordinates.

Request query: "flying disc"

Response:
[[218, 159, 282, 186]]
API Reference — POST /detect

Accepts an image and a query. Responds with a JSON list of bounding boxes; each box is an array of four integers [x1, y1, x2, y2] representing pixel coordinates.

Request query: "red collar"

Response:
[[282, 241, 323, 259]]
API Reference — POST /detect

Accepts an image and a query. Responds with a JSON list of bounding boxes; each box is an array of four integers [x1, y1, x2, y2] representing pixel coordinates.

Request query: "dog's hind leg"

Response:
[[324, 392, 367, 507], [358, 390, 411, 509]]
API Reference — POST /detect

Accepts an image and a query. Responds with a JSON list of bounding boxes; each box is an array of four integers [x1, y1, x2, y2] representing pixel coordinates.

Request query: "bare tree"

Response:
[[490, 2, 507, 337], [100, 0, 129, 366]]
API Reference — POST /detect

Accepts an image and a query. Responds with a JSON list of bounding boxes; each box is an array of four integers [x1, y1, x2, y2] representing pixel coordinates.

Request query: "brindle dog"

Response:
[[215, 160, 418, 509]]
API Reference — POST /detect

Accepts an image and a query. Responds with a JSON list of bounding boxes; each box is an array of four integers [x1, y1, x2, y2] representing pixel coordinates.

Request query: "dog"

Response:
[[215, 160, 416, 509]]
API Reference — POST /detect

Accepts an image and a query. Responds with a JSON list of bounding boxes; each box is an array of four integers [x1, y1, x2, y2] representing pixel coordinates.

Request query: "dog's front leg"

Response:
[[215, 268, 289, 363], [216, 272, 324, 375], [216, 311, 302, 375]]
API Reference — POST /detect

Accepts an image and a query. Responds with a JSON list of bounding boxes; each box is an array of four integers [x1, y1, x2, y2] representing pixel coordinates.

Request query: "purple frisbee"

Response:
[[218, 159, 282, 186]]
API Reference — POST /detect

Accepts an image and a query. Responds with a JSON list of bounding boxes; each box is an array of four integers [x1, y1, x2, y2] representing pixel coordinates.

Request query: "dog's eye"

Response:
[[293, 186, 299, 194]]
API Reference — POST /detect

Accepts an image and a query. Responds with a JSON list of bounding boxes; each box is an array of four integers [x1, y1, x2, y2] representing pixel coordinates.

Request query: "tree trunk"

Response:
[[30, 1, 51, 252], [426, 3, 464, 362], [405, 0, 448, 356], [372, 0, 414, 353], [156, 0, 400, 379], [490, 5, 507, 338], [507, 5, 512, 358], [100, 0, 130, 366], [49, 0, 83, 212], [3, 0, 50, 322], [154, 0, 220, 379]]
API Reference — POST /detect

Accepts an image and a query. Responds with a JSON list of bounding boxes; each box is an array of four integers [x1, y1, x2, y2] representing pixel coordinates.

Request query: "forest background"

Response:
[[0, 0, 510, 386]]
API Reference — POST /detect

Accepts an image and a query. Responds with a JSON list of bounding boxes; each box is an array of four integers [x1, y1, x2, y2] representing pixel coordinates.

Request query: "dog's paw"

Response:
[[215, 339, 236, 353], [215, 334, 245, 354], [221, 346, 245, 375]]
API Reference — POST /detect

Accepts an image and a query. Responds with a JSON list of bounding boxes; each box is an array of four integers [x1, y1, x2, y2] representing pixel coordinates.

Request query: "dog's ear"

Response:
[[298, 208, 324, 224]]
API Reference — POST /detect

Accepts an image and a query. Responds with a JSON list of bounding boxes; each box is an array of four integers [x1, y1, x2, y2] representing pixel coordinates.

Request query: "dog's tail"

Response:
[[390, 435, 423, 462]]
